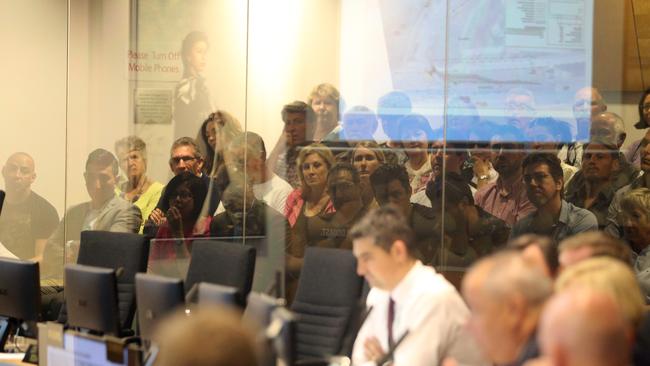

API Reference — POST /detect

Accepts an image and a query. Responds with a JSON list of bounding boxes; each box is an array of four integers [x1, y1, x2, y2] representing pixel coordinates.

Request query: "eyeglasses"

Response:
[[169, 156, 197, 165], [523, 172, 550, 184]]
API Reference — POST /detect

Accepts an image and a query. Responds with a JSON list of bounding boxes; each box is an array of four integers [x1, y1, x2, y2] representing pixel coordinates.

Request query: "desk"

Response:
[[0, 353, 28, 365]]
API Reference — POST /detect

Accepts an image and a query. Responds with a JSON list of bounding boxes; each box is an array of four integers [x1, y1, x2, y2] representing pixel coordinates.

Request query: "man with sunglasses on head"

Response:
[[510, 152, 597, 242], [474, 125, 535, 227]]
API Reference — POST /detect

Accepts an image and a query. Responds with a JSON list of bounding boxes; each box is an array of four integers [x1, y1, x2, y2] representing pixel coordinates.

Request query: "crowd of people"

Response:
[[1, 82, 650, 365]]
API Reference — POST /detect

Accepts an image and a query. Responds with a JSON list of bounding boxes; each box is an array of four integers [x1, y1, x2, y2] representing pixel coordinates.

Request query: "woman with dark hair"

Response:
[[625, 88, 650, 167], [155, 172, 210, 239], [174, 31, 213, 139], [197, 110, 243, 177], [398, 114, 435, 193]]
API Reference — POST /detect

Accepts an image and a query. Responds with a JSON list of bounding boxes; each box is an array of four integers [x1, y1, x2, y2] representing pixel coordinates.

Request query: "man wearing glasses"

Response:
[[146, 137, 219, 230], [510, 153, 597, 242]]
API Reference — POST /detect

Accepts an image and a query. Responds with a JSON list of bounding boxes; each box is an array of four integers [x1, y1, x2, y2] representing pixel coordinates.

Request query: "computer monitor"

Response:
[[65, 264, 120, 335], [135, 273, 184, 341], [196, 282, 240, 307], [0, 258, 40, 352]]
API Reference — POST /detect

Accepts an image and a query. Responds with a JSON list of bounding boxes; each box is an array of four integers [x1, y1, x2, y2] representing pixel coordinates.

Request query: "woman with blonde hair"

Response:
[[556, 257, 645, 329], [284, 143, 336, 227]]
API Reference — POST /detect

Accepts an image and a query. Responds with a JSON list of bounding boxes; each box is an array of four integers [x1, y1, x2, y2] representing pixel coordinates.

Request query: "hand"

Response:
[[363, 337, 387, 363], [166, 206, 184, 236], [148, 208, 165, 225]]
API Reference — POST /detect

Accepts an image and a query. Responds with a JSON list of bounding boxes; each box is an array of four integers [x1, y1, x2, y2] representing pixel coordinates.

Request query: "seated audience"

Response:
[[590, 111, 640, 183], [309, 83, 343, 141], [474, 124, 535, 227], [154, 306, 258, 366], [351, 141, 385, 208], [284, 143, 335, 228], [325, 106, 379, 161], [268, 101, 315, 188], [114, 136, 164, 233], [197, 110, 243, 177], [558, 231, 632, 271], [370, 164, 438, 263], [153, 172, 209, 240], [211, 179, 289, 238], [426, 174, 509, 264], [225, 132, 293, 215], [527, 117, 578, 186], [462, 251, 552, 366], [147, 137, 219, 230], [626, 88, 650, 167], [507, 234, 558, 278], [350, 205, 487, 366], [468, 121, 500, 191], [376, 91, 412, 165], [565, 141, 629, 228], [412, 139, 474, 206], [538, 288, 632, 366], [605, 128, 650, 237], [510, 153, 597, 241], [42, 149, 141, 278], [0, 152, 58, 260], [398, 114, 436, 193], [619, 187, 650, 303], [561, 86, 607, 167]]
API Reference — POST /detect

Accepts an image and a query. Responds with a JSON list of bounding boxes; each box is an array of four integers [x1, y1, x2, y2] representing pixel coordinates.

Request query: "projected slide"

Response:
[[378, 0, 593, 123]]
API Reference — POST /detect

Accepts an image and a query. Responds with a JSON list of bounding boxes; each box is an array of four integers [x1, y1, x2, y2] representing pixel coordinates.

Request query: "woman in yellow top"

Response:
[[114, 136, 164, 233]]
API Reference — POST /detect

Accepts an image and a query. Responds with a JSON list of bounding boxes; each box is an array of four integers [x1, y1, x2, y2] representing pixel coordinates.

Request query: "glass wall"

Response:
[[1, 0, 648, 300]]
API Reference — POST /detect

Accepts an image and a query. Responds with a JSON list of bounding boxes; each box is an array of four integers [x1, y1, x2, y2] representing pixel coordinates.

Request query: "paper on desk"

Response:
[[0, 242, 18, 259], [0, 353, 25, 360]]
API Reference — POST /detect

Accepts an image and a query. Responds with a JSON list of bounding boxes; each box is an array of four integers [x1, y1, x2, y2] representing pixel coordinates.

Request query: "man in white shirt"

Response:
[[225, 132, 293, 215], [349, 205, 488, 366]]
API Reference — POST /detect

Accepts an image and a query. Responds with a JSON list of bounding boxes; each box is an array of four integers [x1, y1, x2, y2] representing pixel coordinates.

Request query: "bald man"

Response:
[[562, 87, 607, 167], [0, 153, 58, 259], [462, 252, 552, 366], [539, 288, 632, 366]]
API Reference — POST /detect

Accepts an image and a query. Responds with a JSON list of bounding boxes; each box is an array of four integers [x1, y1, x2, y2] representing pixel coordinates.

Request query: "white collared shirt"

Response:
[[352, 261, 488, 366]]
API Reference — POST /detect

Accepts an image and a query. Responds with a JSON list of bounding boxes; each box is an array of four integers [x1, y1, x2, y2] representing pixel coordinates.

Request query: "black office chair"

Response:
[[58, 231, 149, 335], [290, 247, 364, 362], [184, 239, 256, 307]]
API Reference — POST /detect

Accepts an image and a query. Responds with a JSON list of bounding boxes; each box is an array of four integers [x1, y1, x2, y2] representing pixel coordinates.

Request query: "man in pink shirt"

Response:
[[474, 124, 535, 227]]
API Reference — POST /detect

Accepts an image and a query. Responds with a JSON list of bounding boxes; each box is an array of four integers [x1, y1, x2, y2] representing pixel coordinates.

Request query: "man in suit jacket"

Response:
[[42, 149, 141, 279]]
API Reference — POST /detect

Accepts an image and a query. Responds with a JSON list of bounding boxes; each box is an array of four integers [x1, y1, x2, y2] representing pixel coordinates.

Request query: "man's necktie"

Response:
[[387, 297, 395, 349]]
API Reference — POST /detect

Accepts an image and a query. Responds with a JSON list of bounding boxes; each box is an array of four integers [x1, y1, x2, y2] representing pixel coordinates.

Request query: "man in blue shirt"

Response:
[[510, 153, 598, 242]]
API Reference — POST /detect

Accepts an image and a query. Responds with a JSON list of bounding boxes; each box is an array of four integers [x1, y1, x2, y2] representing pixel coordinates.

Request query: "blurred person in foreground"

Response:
[[154, 305, 258, 366], [351, 205, 487, 366], [461, 251, 552, 366], [554, 257, 649, 366], [537, 288, 631, 366]]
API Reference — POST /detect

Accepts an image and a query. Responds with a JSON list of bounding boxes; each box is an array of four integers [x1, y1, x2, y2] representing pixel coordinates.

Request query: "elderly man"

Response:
[[510, 153, 597, 242], [474, 124, 535, 227], [0, 152, 59, 260], [462, 251, 552, 366], [351, 205, 487, 366], [606, 128, 650, 238], [561, 87, 607, 167], [619, 188, 650, 303], [42, 149, 141, 278], [224, 132, 293, 215], [538, 288, 631, 366], [558, 231, 631, 271]]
